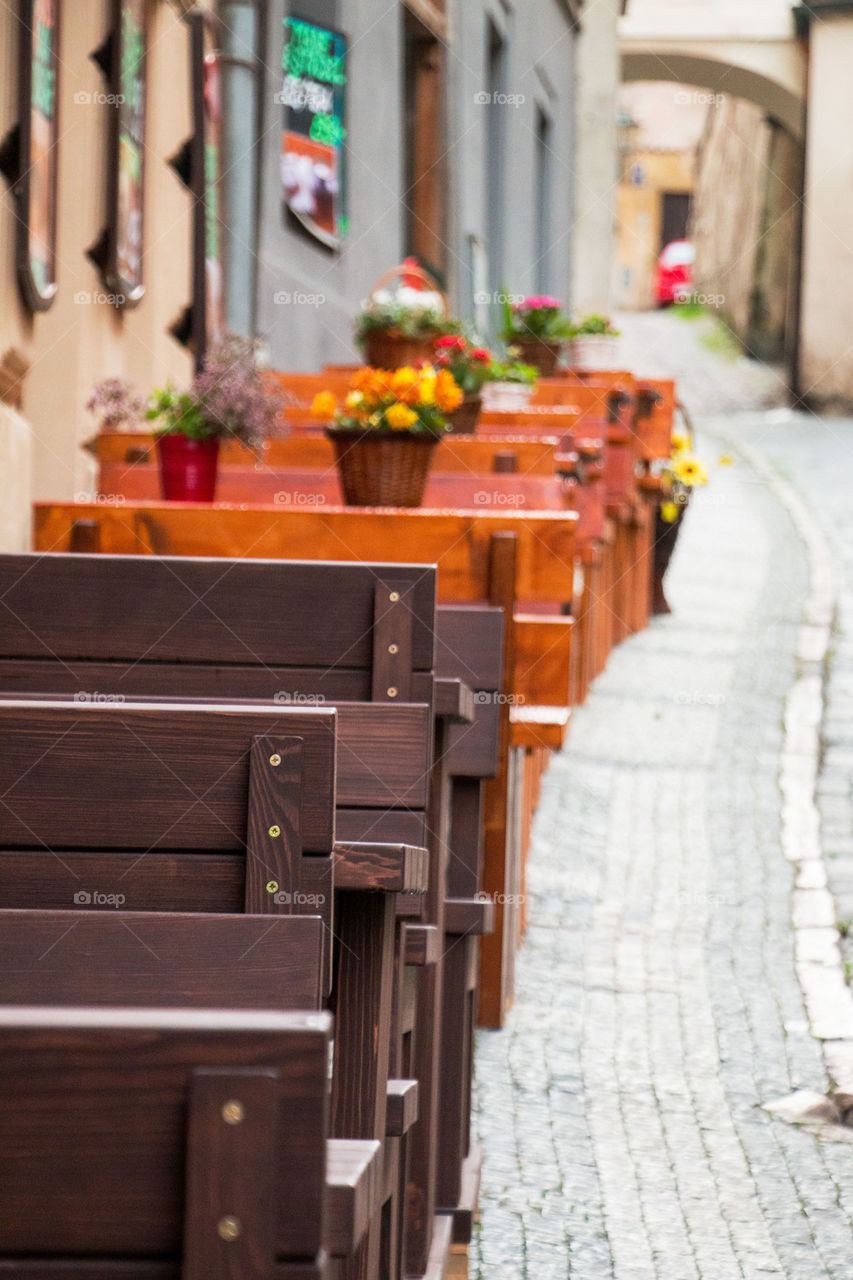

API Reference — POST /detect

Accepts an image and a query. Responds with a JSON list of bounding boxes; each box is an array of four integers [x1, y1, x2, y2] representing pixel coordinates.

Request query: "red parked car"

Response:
[[655, 239, 695, 306]]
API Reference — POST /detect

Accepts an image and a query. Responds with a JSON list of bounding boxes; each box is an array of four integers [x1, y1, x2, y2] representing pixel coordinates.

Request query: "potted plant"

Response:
[[355, 261, 459, 368], [652, 427, 708, 614], [501, 294, 575, 376], [88, 337, 281, 502], [432, 335, 496, 432], [311, 364, 463, 506], [480, 357, 539, 411], [567, 314, 621, 370]]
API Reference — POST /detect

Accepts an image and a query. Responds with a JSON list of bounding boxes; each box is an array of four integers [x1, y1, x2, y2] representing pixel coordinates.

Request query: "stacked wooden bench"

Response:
[[0, 553, 496, 1279]]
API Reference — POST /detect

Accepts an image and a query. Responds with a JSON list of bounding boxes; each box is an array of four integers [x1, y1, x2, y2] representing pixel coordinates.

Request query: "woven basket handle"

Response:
[[369, 263, 449, 316]]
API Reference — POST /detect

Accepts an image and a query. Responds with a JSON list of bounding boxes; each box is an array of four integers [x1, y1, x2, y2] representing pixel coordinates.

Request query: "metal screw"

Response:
[[268, 824, 281, 838], [266, 880, 279, 894], [387, 687, 398, 698], [389, 591, 400, 602], [218, 1216, 241, 1242], [222, 1100, 245, 1125], [388, 643, 398, 654], [269, 752, 281, 767]]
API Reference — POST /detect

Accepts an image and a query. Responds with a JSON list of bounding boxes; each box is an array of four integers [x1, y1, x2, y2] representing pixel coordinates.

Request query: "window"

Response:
[[484, 19, 506, 295], [403, 11, 446, 278], [534, 106, 553, 293]]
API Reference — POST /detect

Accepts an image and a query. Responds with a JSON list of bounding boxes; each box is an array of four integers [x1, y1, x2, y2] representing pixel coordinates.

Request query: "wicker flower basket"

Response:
[[363, 333, 438, 369], [326, 427, 440, 507], [445, 395, 482, 434], [513, 338, 562, 377], [360, 263, 450, 370]]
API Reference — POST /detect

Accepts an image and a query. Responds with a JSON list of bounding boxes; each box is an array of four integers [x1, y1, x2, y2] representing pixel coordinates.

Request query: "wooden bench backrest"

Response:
[[95, 431, 568, 476], [0, 910, 324, 1008], [34, 504, 577, 607], [0, 1006, 331, 1266]]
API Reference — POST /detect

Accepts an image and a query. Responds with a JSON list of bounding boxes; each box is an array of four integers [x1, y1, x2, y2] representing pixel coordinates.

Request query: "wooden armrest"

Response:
[[434, 677, 475, 724], [510, 704, 571, 750], [334, 842, 428, 893], [444, 896, 496, 936], [326, 1138, 383, 1257], [403, 922, 441, 966], [386, 1079, 419, 1136], [514, 615, 573, 707]]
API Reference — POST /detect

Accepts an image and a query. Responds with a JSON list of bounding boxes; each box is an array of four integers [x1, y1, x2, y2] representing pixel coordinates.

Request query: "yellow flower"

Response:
[[434, 369, 464, 413], [718, 454, 733, 466], [672, 455, 708, 487], [390, 367, 421, 405], [345, 391, 367, 415], [418, 368, 437, 405], [311, 391, 338, 420], [385, 402, 419, 430], [660, 500, 680, 524], [671, 430, 691, 454]]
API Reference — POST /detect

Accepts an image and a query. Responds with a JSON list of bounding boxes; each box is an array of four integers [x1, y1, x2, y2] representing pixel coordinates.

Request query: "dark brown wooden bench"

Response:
[[0, 908, 384, 1264], [0, 1005, 332, 1277]]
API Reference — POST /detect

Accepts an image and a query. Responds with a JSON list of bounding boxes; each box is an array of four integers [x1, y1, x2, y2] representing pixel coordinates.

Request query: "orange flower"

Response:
[[311, 390, 338, 420], [385, 402, 419, 430], [434, 369, 464, 413]]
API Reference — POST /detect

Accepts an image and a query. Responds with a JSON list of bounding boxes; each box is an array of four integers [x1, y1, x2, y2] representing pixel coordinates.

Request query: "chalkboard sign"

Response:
[[16, 0, 60, 310], [280, 15, 348, 249]]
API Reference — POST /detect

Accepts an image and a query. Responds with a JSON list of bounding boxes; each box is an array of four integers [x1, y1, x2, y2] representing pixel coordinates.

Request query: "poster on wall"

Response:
[[188, 10, 225, 367], [16, 0, 60, 310], [280, 15, 348, 249], [110, 0, 147, 304]]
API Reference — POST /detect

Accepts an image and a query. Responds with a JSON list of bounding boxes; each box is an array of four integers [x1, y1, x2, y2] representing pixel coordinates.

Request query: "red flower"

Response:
[[434, 334, 466, 351], [471, 348, 492, 361]]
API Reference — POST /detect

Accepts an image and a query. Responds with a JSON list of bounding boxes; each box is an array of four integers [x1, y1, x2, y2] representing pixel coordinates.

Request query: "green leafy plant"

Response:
[[501, 294, 576, 342]]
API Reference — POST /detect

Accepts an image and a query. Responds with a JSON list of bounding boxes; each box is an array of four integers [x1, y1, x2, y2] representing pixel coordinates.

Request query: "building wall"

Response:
[[254, 0, 580, 368], [571, 0, 620, 317], [0, 0, 195, 546], [691, 95, 801, 362], [799, 11, 853, 407]]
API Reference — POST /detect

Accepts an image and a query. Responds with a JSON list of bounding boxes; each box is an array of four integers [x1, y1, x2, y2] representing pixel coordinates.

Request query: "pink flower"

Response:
[[516, 294, 562, 312], [434, 334, 467, 350]]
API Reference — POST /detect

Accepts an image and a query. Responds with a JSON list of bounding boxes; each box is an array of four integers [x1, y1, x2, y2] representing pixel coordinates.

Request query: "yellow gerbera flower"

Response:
[[385, 402, 418, 430], [434, 369, 464, 414], [671, 430, 691, 454], [390, 367, 421, 405], [660, 500, 680, 524], [418, 368, 437, 405], [311, 391, 338, 420], [671, 455, 708, 487]]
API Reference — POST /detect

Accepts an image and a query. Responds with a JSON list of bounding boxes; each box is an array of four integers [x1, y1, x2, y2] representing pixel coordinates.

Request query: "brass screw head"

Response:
[[266, 880, 279, 894], [388, 643, 398, 654], [222, 1100, 245, 1125], [268, 824, 281, 838], [389, 591, 400, 602], [218, 1215, 241, 1242], [387, 687, 398, 698], [269, 752, 281, 767]]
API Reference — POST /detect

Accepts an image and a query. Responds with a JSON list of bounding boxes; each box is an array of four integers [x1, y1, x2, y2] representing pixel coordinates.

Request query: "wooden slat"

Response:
[[0, 554, 437, 671], [433, 677, 474, 724], [34, 504, 578, 605], [444, 897, 496, 937], [0, 1008, 331, 1260], [0, 702, 336, 853], [0, 911, 323, 1009], [403, 923, 441, 967], [513, 615, 573, 708]]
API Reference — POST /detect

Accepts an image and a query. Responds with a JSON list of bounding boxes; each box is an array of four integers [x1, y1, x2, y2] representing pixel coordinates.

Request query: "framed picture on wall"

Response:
[[8, 0, 61, 311], [187, 8, 226, 366], [107, 0, 147, 305]]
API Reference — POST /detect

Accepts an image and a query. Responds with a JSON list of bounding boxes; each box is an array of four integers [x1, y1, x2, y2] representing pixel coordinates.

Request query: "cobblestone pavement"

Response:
[[470, 313, 853, 1279]]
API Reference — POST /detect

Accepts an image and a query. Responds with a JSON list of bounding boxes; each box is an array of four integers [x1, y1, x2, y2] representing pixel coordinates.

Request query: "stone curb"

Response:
[[722, 434, 853, 1090]]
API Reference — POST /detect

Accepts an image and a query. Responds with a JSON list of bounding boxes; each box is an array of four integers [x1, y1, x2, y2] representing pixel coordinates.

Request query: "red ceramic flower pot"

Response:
[[157, 434, 220, 502]]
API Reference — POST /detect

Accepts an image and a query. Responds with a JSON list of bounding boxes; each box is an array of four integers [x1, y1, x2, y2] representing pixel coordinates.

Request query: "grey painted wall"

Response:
[[252, 0, 578, 368]]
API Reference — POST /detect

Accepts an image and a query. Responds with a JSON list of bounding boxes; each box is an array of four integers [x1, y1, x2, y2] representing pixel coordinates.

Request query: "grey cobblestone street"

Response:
[[470, 313, 853, 1279]]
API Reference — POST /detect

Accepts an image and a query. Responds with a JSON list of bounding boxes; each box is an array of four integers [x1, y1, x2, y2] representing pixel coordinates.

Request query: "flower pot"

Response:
[[157, 433, 220, 502], [363, 331, 437, 369], [325, 427, 440, 507], [652, 496, 688, 614], [568, 335, 621, 370], [513, 338, 562, 377], [481, 381, 534, 412], [446, 395, 481, 434]]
